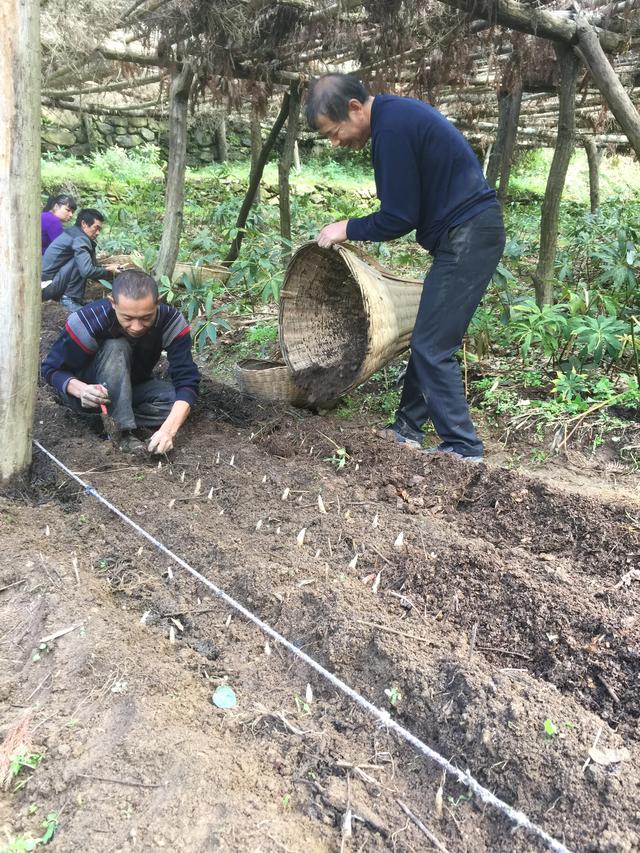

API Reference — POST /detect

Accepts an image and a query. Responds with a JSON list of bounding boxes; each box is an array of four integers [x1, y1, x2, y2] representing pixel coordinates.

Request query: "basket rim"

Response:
[[235, 358, 287, 370]]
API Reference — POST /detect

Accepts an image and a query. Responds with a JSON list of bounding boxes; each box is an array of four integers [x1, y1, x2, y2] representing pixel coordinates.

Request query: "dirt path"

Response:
[[1, 306, 638, 851]]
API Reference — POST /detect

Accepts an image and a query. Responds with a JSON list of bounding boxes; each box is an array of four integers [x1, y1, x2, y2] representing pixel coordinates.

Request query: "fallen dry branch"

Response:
[[397, 799, 450, 852]]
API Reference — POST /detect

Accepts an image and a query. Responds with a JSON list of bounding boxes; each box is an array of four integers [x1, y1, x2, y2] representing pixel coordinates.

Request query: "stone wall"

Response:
[[41, 106, 255, 163]]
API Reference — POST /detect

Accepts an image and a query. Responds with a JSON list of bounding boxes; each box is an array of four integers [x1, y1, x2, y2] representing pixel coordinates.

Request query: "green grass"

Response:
[[509, 148, 640, 203]]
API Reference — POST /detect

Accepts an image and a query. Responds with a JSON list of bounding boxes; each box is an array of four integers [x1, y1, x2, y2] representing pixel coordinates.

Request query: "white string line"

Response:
[[34, 440, 572, 853]]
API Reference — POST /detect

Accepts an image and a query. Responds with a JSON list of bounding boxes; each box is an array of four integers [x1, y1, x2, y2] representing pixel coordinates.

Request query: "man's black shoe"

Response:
[[60, 295, 85, 313], [422, 444, 483, 462], [376, 424, 422, 450]]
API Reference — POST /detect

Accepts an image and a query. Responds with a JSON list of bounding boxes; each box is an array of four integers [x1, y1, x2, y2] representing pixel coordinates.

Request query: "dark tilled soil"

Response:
[[0, 304, 639, 852]]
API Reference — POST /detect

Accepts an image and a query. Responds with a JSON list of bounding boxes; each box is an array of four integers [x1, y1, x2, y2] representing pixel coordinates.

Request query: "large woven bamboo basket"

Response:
[[235, 359, 320, 407], [279, 242, 423, 401]]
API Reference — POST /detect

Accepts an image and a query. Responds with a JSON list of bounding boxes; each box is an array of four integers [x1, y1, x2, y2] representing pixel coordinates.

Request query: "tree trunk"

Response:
[[224, 92, 291, 266], [583, 136, 602, 213], [279, 83, 302, 263], [496, 81, 522, 205], [0, 0, 41, 482], [153, 62, 193, 283], [250, 104, 262, 204], [485, 91, 510, 189], [216, 114, 228, 163], [534, 44, 577, 307], [574, 15, 640, 160]]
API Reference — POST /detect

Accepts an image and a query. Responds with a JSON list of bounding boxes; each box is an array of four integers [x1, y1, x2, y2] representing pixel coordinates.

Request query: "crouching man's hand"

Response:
[[147, 428, 175, 454], [78, 383, 109, 409], [147, 401, 192, 455]]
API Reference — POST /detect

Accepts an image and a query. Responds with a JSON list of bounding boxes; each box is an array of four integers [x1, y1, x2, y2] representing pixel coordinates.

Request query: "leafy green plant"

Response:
[[384, 686, 402, 708], [9, 812, 60, 850], [225, 229, 291, 306], [593, 229, 638, 302], [521, 370, 544, 388], [543, 718, 559, 737], [531, 449, 548, 463], [567, 314, 627, 367], [294, 695, 311, 715], [509, 300, 568, 363], [447, 793, 472, 808], [245, 324, 278, 351], [552, 368, 588, 404], [159, 268, 231, 352], [31, 644, 50, 663], [188, 229, 222, 259], [38, 814, 58, 846], [323, 447, 349, 470], [9, 748, 43, 782]]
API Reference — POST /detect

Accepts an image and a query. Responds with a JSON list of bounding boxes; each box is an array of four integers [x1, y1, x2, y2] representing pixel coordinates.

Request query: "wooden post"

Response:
[[534, 44, 577, 307], [496, 81, 522, 205], [0, 0, 41, 483], [583, 136, 602, 214], [216, 113, 228, 163], [279, 82, 302, 264], [223, 92, 290, 266], [153, 61, 193, 283], [486, 90, 510, 189], [250, 103, 262, 204]]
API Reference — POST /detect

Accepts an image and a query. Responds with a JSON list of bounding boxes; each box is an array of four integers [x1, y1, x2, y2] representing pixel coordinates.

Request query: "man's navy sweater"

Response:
[[346, 95, 496, 253], [42, 299, 200, 407]]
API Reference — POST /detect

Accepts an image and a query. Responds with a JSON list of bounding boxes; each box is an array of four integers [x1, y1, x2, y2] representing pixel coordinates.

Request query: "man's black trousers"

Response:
[[394, 204, 505, 457]]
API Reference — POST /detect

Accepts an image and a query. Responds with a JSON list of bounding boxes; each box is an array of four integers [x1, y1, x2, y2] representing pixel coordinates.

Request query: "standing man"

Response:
[[42, 208, 120, 312], [307, 74, 505, 461], [42, 270, 199, 455]]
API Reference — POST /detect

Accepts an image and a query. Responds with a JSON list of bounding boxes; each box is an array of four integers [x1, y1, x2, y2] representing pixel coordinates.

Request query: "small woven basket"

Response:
[[235, 359, 320, 407], [279, 242, 423, 401]]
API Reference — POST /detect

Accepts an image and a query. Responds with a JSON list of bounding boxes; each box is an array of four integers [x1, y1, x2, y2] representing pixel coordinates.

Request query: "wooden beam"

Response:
[[43, 73, 165, 99], [574, 13, 640, 157], [438, 0, 623, 51], [41, 97, 166, 119]]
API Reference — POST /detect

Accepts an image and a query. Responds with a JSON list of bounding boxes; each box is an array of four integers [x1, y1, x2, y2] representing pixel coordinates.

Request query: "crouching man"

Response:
[[42, 270, 200, 455]]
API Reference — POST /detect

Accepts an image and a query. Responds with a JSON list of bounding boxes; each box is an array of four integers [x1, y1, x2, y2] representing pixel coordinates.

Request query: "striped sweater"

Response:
[[42, 299, 200, 406]]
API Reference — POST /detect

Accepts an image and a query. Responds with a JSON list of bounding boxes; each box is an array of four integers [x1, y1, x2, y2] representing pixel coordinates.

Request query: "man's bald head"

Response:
[[305, 74, 369, 128]]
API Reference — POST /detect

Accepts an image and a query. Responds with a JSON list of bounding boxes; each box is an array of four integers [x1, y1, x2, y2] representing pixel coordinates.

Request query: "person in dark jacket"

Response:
[[41, 193, 77, 254], [41, 270, 200, 455], [307, 74, 505, 461], [41, 208, 120, 312]]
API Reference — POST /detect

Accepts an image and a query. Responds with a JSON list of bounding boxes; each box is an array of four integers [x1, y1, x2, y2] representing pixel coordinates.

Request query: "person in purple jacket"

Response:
[[41, 194, 77, 254], [306, 74, 505, 461], [41, 270, 200, 455]]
